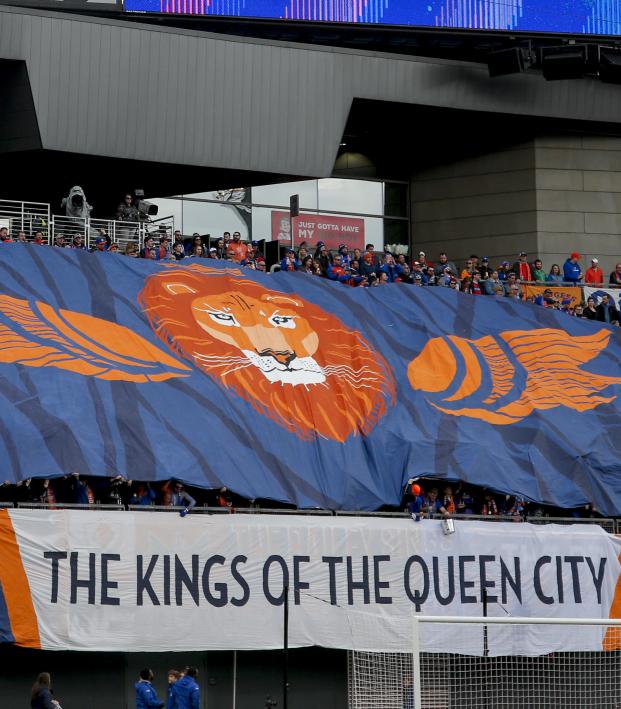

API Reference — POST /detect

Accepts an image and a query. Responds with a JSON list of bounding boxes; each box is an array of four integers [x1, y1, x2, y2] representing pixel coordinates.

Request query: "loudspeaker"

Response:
[[487, 47, 529, 77], [264, 239, 285, 271], [541, 45, 586, 81], [599, 50, 621, 84]]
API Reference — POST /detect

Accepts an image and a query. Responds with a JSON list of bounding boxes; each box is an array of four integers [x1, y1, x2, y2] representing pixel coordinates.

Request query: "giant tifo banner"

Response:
[[272, 210, 365, 251], [1, 511, 621, 655], [2, 247, 621, 513]]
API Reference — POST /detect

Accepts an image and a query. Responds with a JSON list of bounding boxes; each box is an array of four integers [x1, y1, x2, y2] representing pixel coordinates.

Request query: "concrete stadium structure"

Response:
[[3, 4, 621, 269]]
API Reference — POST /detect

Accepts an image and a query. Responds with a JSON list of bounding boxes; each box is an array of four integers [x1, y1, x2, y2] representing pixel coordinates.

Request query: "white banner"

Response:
[[584, 286, 621, 309], [1, 510, 620, 656]]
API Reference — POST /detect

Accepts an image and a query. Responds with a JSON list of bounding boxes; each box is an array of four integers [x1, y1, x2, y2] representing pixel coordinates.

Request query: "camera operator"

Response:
[[116, 193, 140, 223]]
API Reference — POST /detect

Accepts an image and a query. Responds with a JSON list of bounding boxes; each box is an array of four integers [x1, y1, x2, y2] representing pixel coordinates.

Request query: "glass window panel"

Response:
[[384, 182, 408, 218], [383, 218, 409, 256], [180, 198, 251, 240], [251, 180, 318, 210], [148, 197, 183, 231], [360, 216, 384, 251], [317, 178, 383, 215], [251, 205, 277, 243]]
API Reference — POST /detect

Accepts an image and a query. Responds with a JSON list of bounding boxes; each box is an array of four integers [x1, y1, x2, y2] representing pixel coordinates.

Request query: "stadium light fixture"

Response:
[[541, 45, 587, 81], [487, 46, 533, 77], [599, 48, 621, 84]]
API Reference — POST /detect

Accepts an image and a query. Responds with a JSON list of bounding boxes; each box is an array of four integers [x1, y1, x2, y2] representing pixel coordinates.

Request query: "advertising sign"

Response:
[[271, 210, 365, 250]]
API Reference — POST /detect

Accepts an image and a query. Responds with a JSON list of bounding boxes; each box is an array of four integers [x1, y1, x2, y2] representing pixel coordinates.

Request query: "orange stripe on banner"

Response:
[[0, 509, 41, 648]]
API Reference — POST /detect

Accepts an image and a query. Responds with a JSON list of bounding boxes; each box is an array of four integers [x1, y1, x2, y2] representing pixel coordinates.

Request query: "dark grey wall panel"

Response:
[[0, 59, 41, 153], [2, 6, 621, 178], [0, 646, 347, 709]]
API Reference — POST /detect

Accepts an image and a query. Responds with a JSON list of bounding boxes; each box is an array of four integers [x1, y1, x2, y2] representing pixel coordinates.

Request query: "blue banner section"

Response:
[[0, 246, 620, 513], [125, 0, 621, 37], [0, 582, 15, 644]]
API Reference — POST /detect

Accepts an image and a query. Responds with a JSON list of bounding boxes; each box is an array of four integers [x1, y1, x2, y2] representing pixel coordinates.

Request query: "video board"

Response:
[[6, 0, 121, 10], [124, 0, 620, 35]]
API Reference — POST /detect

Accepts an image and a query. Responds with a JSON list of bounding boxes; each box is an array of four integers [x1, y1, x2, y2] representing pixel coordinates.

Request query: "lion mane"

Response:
[[139, 264, 395, 442]]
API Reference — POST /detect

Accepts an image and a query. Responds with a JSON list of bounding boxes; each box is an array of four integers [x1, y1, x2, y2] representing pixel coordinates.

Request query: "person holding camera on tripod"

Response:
[[116, 194, 139, 222]]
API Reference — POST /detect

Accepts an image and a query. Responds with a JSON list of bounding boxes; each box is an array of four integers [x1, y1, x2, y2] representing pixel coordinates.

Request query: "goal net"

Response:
[[348, 617, 621, 709]]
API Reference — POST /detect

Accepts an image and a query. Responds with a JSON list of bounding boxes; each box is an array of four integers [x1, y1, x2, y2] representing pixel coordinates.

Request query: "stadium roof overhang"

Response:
[[3, 4, 621, 208]]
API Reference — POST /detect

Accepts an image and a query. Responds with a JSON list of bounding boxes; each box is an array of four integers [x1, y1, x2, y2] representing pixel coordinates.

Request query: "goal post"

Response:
[[348, 616, 621, 709]]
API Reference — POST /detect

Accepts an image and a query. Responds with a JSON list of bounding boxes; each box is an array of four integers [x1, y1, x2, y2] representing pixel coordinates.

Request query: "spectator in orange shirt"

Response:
[[512, 251, 532, 282], [460, 258, 475, 280], [585, 258, 604, 285], [227, 231, 249, 263]]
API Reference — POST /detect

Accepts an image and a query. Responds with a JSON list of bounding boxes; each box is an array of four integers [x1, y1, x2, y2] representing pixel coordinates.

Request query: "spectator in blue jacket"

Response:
[[326, 254, 351, 283], [563, 252, 582, 284], [360, 251, 378, 279], [406, 482, 425, 522], [166, 670, 182, 709], [129, 483, 157, 506], [379, 254, 400, 282], [280, 248, 299, 272], [135, 669, 164, 709], [338, 243, 351, 267], [170, 667, 200, 709]]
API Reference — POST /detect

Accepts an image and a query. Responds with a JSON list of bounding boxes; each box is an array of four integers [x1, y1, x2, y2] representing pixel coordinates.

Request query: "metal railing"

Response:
[[9, 502, 620, 532], [49, 213, 175, 251], [518, 280, 621, 289], [0, 196, 175, 251], [527, 514, 617, 533], [0, 198, 50, 240], [16, 502, 124, 510]]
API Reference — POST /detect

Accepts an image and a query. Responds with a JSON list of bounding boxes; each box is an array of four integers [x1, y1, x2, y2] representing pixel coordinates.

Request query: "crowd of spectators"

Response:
[[0, 474, 605, 522], [2, 215, 620, 318], [0, 474, 243, 513], [272, 245, 621, 321], [403, 480, 601, 523]]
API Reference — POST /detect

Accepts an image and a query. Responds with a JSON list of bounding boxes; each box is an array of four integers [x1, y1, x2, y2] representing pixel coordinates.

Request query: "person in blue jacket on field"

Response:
[[563, 251, 582, 284], [135, 669, 164, 709], [170, 667, 201, 709], [166, 670, 182, 709]]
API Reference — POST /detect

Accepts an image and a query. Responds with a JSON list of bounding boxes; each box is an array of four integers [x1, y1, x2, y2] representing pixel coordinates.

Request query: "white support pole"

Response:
[[232, 650, 237, 709], [412, 615, 422, 709]]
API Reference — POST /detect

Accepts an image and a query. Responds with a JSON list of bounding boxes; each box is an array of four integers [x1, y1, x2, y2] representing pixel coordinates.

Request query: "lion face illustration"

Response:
[[139, 265, 395, 441], [190, 289, 325, 387]]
